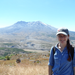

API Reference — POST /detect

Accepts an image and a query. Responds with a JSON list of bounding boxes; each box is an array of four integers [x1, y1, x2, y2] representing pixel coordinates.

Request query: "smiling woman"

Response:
[[48, 27, 75, 75], [57, 34, 69, 45]]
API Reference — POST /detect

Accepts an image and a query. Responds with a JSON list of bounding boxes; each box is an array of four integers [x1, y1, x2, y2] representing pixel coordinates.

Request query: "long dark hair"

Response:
[[67, 38, 73, 61]]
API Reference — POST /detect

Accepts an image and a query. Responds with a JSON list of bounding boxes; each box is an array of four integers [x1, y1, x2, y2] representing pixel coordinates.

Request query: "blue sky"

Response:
[[0, 0, 75, 31]]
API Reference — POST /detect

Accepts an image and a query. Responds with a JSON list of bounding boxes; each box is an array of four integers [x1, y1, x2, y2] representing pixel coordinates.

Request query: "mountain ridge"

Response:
[[0, 21, 57, 34]]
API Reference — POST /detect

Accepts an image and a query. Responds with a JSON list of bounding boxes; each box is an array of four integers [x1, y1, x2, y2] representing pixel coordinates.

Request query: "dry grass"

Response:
[[0, 51, 50, 75], [0, 58, 49, 75], [0, 64, 48, 75]]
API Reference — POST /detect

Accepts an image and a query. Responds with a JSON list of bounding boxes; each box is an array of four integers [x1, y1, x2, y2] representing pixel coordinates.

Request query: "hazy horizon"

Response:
[[0, 0, 75, 31]]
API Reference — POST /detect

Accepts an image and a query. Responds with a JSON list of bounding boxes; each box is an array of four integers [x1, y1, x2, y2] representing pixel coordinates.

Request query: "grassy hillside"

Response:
[[0, 51, 50, 75], [0, 47, 34, 60], [0, 47, 25, 56]]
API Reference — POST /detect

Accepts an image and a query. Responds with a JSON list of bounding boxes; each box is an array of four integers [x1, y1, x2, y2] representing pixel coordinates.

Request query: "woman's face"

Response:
[[57, 34, 69, 44]]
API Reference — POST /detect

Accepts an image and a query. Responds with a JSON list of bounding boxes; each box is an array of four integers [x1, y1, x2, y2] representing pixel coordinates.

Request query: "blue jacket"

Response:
[[48, 44, 75, 75]]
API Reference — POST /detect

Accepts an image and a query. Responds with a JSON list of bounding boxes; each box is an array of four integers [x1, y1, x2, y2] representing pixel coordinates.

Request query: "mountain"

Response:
[[0, 21, 75, 50], [0, 21, 57, 34]]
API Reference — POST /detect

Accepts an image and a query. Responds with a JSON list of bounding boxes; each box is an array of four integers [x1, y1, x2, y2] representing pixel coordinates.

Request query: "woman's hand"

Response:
[[74, 67, 75, 75], [48, 65, 53, 75]]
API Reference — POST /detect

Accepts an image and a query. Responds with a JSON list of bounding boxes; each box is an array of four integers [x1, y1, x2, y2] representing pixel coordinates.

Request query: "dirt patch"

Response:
[[23, 49, 48, 53]]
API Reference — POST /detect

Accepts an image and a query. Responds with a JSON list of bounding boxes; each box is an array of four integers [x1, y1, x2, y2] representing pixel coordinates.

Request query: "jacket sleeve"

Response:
[[48, 46, 54, 67]]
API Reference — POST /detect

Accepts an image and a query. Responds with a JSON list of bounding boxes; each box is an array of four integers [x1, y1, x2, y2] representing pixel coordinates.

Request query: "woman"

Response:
[[48, 28, 75, 75]]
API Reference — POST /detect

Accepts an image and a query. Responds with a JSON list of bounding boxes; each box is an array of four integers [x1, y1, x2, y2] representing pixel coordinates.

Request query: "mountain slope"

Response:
[[0, 21, 57, 34]]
